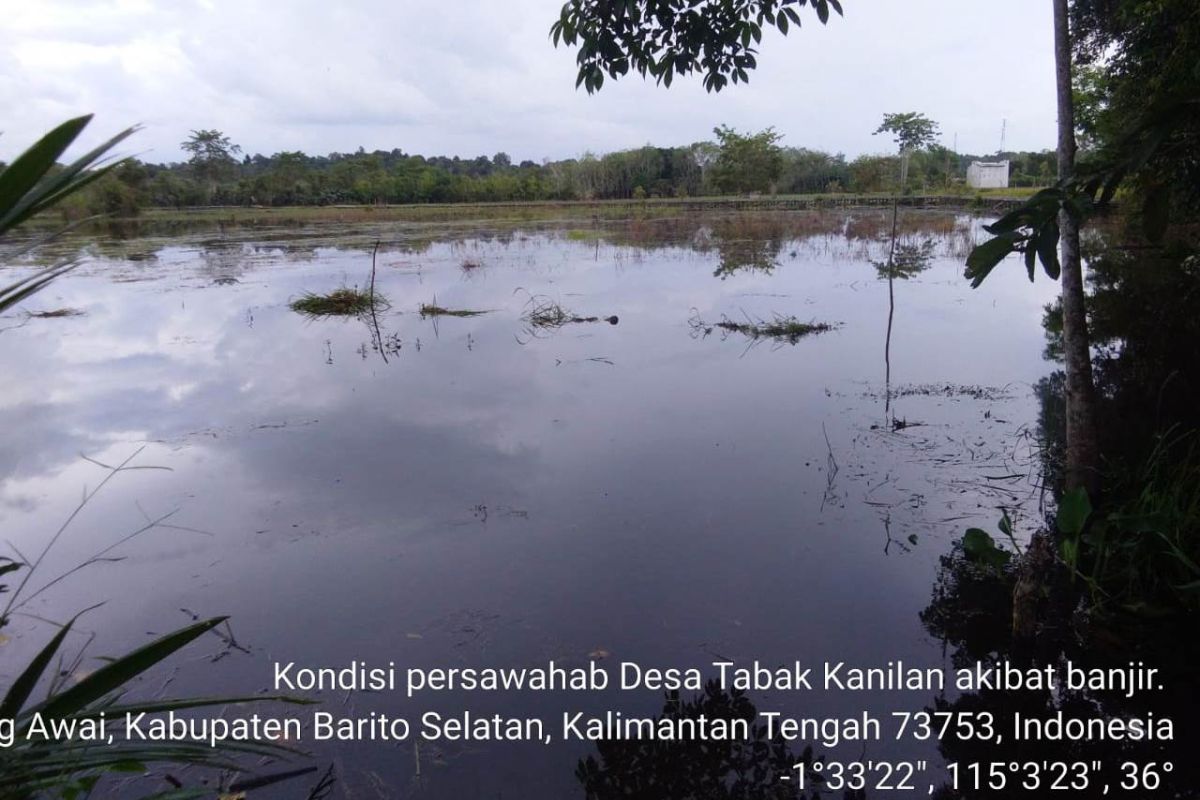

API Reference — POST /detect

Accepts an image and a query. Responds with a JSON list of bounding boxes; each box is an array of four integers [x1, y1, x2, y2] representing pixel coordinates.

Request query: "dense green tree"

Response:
[[709, 125, 783, 194], [873, 112, 940, 190], [847, 154, 898, 193], [873, 112, 939, 154], [1071, 64, 1109, 151], [1071, 0, 1200, 215], [86, 134, 1052, 207], [181, 129, 242, 202], [777, 147, 849, 193]]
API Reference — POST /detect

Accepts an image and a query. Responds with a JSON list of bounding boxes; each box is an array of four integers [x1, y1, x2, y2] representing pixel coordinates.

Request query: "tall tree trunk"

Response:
[[1053, 0, 1101, 496]]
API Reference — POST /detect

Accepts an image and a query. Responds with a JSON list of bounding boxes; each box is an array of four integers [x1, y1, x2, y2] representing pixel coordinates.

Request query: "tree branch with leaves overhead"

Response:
[[551, 0, 844, 93]]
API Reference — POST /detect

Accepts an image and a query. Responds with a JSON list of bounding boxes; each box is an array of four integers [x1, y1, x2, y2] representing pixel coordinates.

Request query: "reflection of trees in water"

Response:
[[198, 240, 250, 280], [1034, 372, 1067, 497], [935, 235, 1200, 788], [576, 682, 858, 800], [872, 239, 935, 281], [920, 543, 1200, 798], [586, 211, 967, 266], [710, 237, 785, 279], [1043, 245, 1200, 468], [921, 543, 1016, 667], [873, 205, 937, 418], [17, 211, 973, 277]]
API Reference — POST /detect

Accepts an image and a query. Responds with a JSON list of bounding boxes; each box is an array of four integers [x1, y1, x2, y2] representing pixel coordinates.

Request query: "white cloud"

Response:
[[0, 0, 1057, 164]]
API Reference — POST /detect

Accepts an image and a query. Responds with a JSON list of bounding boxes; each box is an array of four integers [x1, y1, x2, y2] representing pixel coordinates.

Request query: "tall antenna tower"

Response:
[[1000, 118, 1007, 154]]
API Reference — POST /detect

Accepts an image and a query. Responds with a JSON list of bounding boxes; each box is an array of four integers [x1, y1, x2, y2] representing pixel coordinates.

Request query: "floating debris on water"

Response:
[[866, 383, 1016, 401], [689, 310, 836, 345], [521, 295, 618, 331], [26, 307, 85, 319], [419, 303, 490, 318], [290, 288, 386, 317]]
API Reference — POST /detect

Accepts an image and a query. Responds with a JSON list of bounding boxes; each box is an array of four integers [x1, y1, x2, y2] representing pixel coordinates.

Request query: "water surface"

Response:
[[0, 211, 1057, 797]]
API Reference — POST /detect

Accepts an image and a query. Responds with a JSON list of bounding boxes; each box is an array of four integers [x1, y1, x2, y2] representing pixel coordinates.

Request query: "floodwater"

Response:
[[1, 211, 1062, 797]]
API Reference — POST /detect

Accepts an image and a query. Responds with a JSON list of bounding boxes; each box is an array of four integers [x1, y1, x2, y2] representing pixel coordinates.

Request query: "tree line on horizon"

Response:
[[48, 124, 1056, 215]]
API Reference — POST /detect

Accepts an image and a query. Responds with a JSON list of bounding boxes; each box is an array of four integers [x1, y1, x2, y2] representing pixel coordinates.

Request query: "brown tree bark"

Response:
[[1053, 0, 1101, 496]]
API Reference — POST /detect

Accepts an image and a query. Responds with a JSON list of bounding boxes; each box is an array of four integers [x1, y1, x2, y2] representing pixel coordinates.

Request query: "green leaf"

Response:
[[1, 616, 77, 719], [0, 261, 81, 315], [0, 123, 137, 234], [1060, 536, 1078, 567], [965, 233, 1018, 288], [0, 116, 92, 225], [1036, 221, 1061, 280], [26, 617, 227, 721], [962, 528, 1011, 569], [1056, 488, 1093, 537]]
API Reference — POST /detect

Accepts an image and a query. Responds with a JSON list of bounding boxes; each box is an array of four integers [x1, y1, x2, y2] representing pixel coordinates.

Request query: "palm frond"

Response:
[[0, 115, 137, 314]]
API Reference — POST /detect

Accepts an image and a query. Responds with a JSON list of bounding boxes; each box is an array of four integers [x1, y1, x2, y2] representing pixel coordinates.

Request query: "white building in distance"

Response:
[[967, 160, 1010, 189]]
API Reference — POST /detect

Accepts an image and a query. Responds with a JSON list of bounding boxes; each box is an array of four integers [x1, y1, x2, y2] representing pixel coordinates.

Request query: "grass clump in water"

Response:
[[690, 311, 836, 345], [290, 287, 384, 317], [719, 315, 834, 342], [525, 297, 574, 329], [521, 295, 618, 330], [516, 293, 618, 340], [27, 307, 85, 318], [419, 302, 489, 318]]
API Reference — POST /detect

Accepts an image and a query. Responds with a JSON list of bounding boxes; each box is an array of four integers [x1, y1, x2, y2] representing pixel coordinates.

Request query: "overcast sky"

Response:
[[1, 0, 1058, 165]]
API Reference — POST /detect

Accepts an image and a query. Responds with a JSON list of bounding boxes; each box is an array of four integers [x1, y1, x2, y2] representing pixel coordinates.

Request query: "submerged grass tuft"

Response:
[[290, 287, 384, 317], [525, 297, 574, 329], [419, 302, 489, 318], [27, 307, 85, 318], [723, 316, 832, 341], [520, 295, 618, 330], [692, 311, 835, 345]]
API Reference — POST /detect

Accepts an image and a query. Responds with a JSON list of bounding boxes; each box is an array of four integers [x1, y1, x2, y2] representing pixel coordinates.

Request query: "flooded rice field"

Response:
[[1, 211, 1061, 796]]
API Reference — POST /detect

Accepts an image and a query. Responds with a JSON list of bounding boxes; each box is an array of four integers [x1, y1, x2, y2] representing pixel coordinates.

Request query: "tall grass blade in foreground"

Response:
[[0, 451, 311, 798], [0, 115, 137, 313], [0, 615, 307, 797]]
